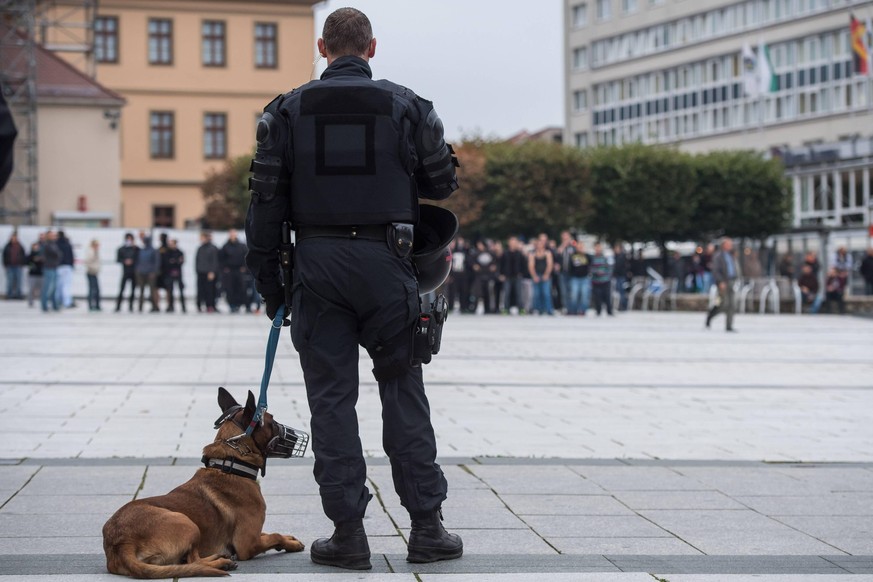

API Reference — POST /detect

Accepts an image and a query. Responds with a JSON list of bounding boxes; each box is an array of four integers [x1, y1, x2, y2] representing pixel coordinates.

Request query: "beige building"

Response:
[[1, 37, 125, 227], [55, 0, 319, 228], [565, 0, 873, 235]]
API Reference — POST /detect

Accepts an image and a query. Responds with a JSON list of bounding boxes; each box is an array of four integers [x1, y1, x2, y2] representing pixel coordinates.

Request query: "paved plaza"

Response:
[[0, 301, 872, 581]]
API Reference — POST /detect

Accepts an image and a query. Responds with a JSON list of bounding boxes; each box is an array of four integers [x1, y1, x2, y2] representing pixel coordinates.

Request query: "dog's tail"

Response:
[[110, 545, 231, 578]]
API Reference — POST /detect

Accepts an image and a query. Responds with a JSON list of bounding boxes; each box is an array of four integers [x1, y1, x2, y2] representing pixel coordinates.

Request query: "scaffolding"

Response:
[[0, 0, 96, 225]]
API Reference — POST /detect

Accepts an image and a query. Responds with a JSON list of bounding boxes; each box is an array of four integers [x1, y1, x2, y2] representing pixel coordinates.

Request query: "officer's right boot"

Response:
[[407, 508, 463, 563], [310, 519, 371, 570]]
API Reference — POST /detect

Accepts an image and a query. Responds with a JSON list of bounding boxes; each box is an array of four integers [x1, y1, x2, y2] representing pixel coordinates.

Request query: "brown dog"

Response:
[[102, 388, 305, 578]]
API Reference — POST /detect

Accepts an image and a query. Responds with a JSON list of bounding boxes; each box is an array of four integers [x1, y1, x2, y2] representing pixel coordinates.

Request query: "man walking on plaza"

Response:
[[706, 238, 739, 332], [246, 7, 462, 570]]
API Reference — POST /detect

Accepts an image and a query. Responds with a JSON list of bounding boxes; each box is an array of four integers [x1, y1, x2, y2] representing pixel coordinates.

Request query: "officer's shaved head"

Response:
[[322, 7, 373, 58]]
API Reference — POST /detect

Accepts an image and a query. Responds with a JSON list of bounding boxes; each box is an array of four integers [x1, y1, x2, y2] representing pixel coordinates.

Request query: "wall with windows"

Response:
[[588, 26, 872, 147], [46, 0, 317, 228]]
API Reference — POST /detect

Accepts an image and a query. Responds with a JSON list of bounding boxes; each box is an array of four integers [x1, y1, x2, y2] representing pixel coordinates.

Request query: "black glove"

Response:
[[264, 292, 290, 327]]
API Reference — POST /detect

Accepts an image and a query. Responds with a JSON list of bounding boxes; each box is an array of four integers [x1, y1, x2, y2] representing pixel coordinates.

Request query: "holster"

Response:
[[388, 222, 414, 259], [411, 294, 448, 367], [280, 222, 294, 308]]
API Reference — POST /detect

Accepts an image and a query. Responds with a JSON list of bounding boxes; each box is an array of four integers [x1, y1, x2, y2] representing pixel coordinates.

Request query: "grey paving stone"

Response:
[[420, 575, 653, 581], [0, 512, 106, 538], [775, 516, 873, 554], [18, 466, 144, 496], [610, 555, 846, 574], [388, 554, 615, 574], [502, 494, 634, 515], [466, 465, 604, 495], [0, 466, 38, 490], [639, 510, 848, 555], [677, 467, 834, 496], [657, 576, 873, 581], [522, 514, 670, 538], [258, 494, 325, 515], [736, 493, 873, 516], [615, 490, 745, 510], [549, 536, 703, 555], [0, 494, 131, 515], [572, 466, 707, 491], [0, 537, 103, 555]]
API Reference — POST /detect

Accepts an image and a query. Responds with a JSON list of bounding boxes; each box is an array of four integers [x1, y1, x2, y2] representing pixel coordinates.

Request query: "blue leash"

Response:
[[244, 311, 285, 436]]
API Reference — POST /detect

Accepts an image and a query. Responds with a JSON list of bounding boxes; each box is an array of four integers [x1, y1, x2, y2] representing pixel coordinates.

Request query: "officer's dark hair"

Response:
[[322, 7, 372, 57]]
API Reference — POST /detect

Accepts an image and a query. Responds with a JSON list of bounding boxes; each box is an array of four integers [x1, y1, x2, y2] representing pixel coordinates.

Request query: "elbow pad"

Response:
[[414, 99, 459, 199], [249, 95, 292, 203]]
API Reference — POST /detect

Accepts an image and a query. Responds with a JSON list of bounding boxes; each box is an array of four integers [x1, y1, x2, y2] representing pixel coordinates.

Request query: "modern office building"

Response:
[[38, 0, 319, 229], [565, 0, 873, 241]]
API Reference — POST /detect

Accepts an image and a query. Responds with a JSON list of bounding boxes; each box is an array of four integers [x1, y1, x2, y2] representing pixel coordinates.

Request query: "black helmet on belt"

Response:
[[413, 204, 458, 294]]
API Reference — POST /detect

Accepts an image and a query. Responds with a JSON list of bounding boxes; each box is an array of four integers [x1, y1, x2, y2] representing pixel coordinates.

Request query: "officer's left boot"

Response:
[[407, 508, 463, 563], [310, 519, 371, 570]]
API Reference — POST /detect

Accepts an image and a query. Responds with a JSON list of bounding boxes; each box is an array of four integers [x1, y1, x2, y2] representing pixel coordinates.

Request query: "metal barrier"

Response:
[[758, 279, 780, 314], [628, 279, 645, 310], [738, 281, 755, 314], [791, 280, 802, 314]]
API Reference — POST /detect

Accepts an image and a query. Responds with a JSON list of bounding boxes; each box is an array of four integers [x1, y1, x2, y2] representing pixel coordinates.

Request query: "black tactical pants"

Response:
[[291, 237, 448, 524]]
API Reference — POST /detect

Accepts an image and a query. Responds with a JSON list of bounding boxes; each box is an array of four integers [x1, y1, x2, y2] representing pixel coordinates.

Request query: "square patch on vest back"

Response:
[[315, 115, 376, 175]]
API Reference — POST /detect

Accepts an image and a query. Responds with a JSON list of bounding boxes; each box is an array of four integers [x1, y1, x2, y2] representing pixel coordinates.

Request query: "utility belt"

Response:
[[295, 223, 414, 259]]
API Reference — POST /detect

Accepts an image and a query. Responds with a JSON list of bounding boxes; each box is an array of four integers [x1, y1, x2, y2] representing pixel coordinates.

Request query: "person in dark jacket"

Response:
[[612, 243, 629, 311], [3, 232, 26, 299], [798, 263, 821, 313], [135, 235, 160, 312], [499, 236, 526, 314], [115, 233, 139, 312], [165, 238, 186, 313], [26, 236, 44, 307], [55, 230, 75, 308], [861, 248, 873, 296], [219, 229, 248, 312], [41, 231, 61, 312], [195, 231, 219, 313]]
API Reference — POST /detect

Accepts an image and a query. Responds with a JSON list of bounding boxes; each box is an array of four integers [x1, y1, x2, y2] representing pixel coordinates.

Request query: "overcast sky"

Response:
[[312, 0, 564, 142]]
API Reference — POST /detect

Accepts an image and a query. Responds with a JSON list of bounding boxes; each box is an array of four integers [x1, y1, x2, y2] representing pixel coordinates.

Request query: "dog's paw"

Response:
[[205, 554, 238, 572], [279, 535, 305, 553]]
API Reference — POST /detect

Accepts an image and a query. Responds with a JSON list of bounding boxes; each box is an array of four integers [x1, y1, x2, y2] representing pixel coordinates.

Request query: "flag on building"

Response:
[[742, 42, 758, 96], [850, 14, 870, 75], [757, 40, 777, 94], [742, 41, 777, 97]]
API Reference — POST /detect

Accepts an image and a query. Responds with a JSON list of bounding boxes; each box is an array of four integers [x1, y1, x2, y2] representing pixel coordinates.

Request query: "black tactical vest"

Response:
[[287, 67, 417, 226]]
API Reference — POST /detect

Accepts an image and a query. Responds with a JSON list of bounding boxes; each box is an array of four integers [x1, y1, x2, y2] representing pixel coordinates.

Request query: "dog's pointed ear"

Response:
[[241, 390, 257, 425], [218, 387, 239, 412]]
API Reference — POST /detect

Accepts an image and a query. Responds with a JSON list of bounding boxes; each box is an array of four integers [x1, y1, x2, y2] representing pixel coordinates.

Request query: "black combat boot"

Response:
[[310, 519, 371, 570], [407, 508, 463, 563]]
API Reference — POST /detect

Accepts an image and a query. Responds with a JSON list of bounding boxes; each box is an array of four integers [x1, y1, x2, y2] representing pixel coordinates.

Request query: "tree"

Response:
[[201, 154, 252, 230], [586, 144, 697, 246], [469, 141, 591, 239], [693, 150, 791, 240]]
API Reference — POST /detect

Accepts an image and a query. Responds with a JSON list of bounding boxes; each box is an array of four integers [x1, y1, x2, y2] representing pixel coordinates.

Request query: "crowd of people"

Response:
[[5, 229, 873, 317], [439, 233, 873, 317], [442, 232, 630, 317], [1, 229, 263, 314]]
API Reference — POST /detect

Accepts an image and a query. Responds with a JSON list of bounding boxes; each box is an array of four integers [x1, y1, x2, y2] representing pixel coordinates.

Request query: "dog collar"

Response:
[[201, 456, 260, 481]]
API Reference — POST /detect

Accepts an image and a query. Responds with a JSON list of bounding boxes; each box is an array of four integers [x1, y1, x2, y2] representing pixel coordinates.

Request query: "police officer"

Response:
[[245, 8, 461, 571]]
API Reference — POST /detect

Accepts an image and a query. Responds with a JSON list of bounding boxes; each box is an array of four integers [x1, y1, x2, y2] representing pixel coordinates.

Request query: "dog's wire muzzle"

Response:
[[214, 405, 309, 460]]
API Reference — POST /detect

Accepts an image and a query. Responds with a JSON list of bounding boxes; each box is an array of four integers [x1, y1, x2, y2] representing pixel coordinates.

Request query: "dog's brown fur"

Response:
[[102, 388, 305, 578]]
